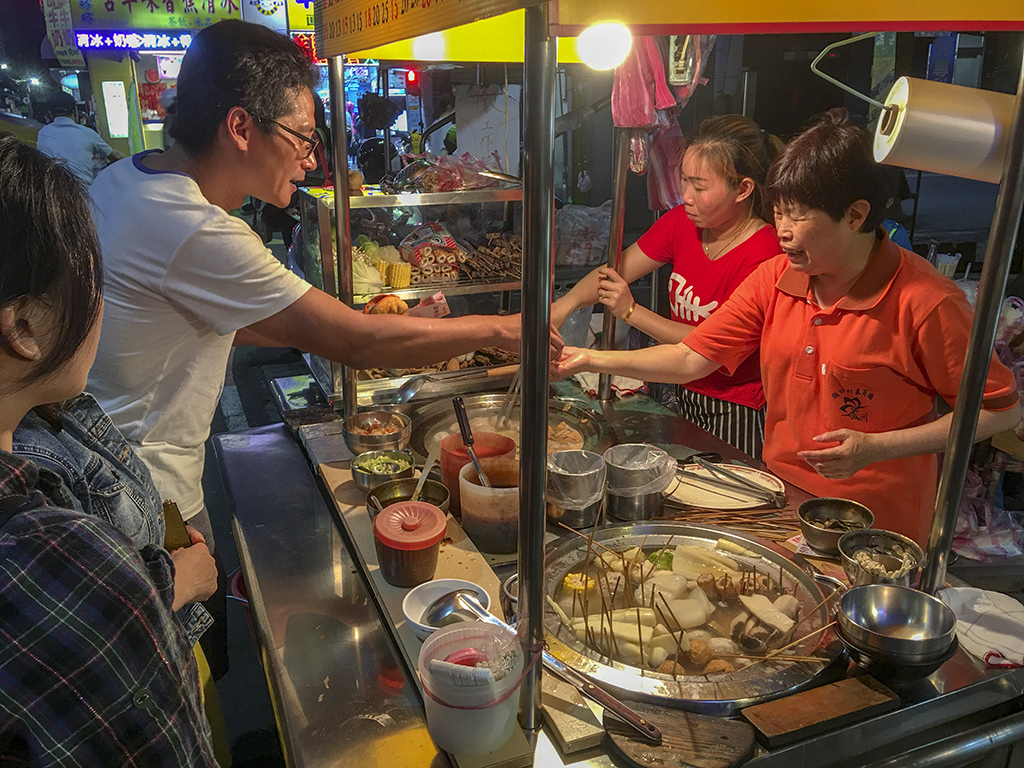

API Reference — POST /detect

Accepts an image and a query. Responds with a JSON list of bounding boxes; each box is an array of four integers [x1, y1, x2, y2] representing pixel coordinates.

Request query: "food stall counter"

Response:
[[215, 406, 1024, 768]]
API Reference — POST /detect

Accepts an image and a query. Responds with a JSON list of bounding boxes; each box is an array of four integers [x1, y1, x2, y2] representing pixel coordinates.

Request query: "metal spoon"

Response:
[[391, 376, 427, 405], [423, 589, 662, 745]]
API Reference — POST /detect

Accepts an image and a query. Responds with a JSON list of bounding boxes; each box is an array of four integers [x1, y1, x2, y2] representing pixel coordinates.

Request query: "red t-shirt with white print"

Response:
[[637, 206, 779, 409]]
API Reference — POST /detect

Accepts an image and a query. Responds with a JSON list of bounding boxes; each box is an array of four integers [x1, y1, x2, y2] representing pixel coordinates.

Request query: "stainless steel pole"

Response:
[[328, 55, 359, 418], [598, 127, 630, 402], [919, 58, 1024, 594], [518, 2, 556, 734]]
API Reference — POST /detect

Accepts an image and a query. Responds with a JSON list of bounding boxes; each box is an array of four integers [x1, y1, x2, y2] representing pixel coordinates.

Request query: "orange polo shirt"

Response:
[[683, 234, 1018, 545]]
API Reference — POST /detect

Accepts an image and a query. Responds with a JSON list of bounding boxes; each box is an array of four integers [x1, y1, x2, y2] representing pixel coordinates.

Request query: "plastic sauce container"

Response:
[[439, 432, 516, 517], [373, 501, 447, 587], [418, 624, 524, 755], [459, 458, 519, 554]]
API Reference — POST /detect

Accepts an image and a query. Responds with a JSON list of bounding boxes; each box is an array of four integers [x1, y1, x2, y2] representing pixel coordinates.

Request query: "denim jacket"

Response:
[[13, 393, 212, 645]]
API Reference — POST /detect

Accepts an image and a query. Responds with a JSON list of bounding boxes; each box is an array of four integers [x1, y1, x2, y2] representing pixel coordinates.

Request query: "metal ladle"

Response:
[[423, 589, 662, 745]]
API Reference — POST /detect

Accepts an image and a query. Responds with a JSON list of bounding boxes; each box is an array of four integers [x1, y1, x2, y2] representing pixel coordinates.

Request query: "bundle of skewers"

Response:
[[667, 509, 801, 542]]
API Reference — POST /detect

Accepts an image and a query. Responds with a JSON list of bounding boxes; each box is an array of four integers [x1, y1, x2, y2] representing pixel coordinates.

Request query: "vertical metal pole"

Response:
[[598, 128, 631, 402], [919, 57, 1024, 594], [518, 1, 555, 734], [328, 55, 358, 417]]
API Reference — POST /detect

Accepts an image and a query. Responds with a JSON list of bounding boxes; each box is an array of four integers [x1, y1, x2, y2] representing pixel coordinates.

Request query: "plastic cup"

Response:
[[418, 624, 524, 755], [439, 432, 516, 516], [459, 458, 519, 554]]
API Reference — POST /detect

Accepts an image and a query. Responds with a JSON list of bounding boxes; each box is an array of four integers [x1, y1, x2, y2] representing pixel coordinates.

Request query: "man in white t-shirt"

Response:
[[88, 20, 560, 550], [36, 92, 124, 185]]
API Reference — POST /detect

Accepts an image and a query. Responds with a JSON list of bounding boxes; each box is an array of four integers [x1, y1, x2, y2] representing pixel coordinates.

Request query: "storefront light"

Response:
[[576, 22, 631, 70], [412, 32, 445, 61]]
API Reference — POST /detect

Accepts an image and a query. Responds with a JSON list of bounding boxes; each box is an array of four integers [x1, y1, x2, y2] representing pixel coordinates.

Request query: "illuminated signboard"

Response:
[[75, 31, 194, 49], [72, 0, 239, 32]]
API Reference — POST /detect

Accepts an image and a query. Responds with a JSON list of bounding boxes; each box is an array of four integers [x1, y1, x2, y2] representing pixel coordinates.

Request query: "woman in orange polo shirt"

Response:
[[553, 109, 1019, 545], [551, 115, 781, 459]]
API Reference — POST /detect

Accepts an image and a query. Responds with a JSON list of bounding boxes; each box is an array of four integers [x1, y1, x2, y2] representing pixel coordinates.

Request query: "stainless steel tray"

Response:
[[542, 522, 846, 715], [408, 393, 613, 460]]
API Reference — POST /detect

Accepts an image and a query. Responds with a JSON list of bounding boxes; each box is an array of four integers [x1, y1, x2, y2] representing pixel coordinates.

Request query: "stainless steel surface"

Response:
[[350, 449, 415, 492], [798, 498, 875, 557], [921, 54, 1024, 595], [348, 188, 523, 208], [222, 410, 1024, 768], [838, 529, 923, 587], [860, 710, 1024, 768], [356, 278, 523, 305], [546, 499, 602, 528], [520, 1, 557, 733], [327, 56, 358, 418], [342, 410, 412, 454], [599, 127, 631, 403], [542, 522, 846, 715], [213, 424, 450, 768], [837, 585, 956, 660], [407, 393, 613, 461], [606, 490, 663, 520], [366, 477, 449, 519], [363, 367, 518, 409]]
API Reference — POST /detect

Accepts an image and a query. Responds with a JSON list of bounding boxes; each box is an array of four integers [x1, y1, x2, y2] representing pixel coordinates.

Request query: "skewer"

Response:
[[555, 522, 619, 556], [654, 601, 685, 679], [717, 653, 827, 664], [787, 591, 840, 637], [741, 621, 836, 671]]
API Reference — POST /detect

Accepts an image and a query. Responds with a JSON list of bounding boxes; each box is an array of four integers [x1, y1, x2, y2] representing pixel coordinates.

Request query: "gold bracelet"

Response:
[[622, 301, 637, 323]]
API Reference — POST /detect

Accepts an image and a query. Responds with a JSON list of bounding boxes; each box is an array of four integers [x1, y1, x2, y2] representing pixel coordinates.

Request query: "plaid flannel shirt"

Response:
[[0, 450, 216, 767]]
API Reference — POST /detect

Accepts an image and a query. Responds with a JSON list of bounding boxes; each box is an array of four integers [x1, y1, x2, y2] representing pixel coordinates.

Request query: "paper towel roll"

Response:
[[873, 76, 1014, 184]]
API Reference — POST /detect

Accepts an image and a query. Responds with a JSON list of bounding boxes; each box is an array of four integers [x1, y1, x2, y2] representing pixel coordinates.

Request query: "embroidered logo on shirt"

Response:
[[831, 387, 874, 422], [669, 273, 719, 323]]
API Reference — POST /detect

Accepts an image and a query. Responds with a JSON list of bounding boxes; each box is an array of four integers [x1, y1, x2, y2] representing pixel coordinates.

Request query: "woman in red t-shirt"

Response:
[[552, 115, 781, 458]]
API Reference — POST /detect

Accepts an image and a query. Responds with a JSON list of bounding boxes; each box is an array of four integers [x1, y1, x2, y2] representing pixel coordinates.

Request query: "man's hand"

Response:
[[551, 346, 591, 381], [596, 268, 635, 319], [493, 314, 564, 360], [797, 429, 882, 479], [169, 526, 219, 611]]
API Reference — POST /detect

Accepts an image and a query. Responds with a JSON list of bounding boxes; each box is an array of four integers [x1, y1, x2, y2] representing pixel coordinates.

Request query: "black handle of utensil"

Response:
[[453, 396, 474, 447]]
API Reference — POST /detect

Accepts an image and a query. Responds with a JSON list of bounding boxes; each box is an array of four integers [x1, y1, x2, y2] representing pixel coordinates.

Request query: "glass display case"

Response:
[[297, 186, 526, 411]]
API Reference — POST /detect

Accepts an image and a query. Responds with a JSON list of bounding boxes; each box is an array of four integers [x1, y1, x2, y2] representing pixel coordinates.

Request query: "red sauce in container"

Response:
[[373, 501, 448, 587]]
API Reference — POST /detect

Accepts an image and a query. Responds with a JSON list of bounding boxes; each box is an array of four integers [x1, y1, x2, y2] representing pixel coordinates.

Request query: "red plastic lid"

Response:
[[373, 501, 447, 550]]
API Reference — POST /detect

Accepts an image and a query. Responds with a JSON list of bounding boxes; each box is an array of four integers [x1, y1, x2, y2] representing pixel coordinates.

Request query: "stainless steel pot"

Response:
[[837, 584, 956, 661]]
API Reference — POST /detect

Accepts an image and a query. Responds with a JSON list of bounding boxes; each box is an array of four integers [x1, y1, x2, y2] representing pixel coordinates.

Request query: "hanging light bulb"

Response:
[[576, 22, 632, 71]]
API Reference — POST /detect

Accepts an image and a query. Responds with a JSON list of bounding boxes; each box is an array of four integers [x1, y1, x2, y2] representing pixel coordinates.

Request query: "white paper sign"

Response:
[[454, 84, 520, 177]]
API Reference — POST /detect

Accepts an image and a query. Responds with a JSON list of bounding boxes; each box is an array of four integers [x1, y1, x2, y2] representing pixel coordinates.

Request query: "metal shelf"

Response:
[[354, 279, 520, 305], [347, 187, 522, 208]]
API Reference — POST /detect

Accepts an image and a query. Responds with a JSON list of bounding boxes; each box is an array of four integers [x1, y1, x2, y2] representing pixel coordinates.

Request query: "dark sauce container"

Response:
[[373, 501, 448, 587]]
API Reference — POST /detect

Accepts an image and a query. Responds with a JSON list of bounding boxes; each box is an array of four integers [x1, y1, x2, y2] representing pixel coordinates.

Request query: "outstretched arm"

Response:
[[552, 341, 719, 385]]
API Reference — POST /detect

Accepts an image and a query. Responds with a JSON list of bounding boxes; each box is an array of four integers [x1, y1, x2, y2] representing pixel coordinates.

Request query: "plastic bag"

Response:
[[953, 468, 1024, 561], [554, 200, 613, 267], [647, 121, 687, 211], [612, 36, 675, 128], [546, 450, 606, 509], [629, 129, 650, 175]]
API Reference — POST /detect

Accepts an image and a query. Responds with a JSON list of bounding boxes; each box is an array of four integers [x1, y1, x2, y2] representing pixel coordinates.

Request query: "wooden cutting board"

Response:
[[604, 702, 756, 768], [741, 676, 900, 748]]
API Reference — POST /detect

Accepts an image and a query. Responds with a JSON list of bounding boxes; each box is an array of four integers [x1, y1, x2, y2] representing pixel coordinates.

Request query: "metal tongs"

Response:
[[677, 455, 787, 508]]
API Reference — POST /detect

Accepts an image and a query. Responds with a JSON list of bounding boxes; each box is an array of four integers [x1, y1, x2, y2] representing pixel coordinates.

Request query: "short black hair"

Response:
[[170, 20, 316, 155], [48, 91, 77, 117], [0, 133, 103, 382], [767, 108, 888, 231]]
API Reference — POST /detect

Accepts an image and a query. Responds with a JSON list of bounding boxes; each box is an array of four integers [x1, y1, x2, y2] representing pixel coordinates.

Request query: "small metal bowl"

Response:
[[351, 450, 415, 493], [343, 410, 412, 455], [798, 497, 875, 556], [838, 584, 957, 661], [839, 529, 924, 587], [366, 477, 450, 519]]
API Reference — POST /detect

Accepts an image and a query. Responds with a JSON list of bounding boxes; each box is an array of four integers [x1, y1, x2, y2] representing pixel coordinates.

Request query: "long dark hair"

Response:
[[0, 133, 103, 382], [686, 114, 782, 221]]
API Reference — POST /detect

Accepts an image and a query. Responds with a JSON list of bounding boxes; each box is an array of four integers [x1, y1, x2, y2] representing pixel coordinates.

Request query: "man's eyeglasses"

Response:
[[272, 120, 319, 160]]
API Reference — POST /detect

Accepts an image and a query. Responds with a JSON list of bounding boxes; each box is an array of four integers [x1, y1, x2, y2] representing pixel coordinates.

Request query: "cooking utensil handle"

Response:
[[693, 457, 779, 503], [542, 653, 662, 744], [452, 396, 474, 447]]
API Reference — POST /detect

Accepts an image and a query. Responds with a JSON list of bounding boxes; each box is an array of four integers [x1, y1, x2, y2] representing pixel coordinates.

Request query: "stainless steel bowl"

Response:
[[798, 498, 875, 556], [366, 477, 450, 519], [343, 410, 412, 455], [838, 529, 923, 587], [351, 450, 415, 492], [838, 584, 957, 660]]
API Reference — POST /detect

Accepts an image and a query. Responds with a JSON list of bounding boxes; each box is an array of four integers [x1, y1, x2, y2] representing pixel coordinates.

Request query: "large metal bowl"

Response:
[[837, 584, 956, 661], [343, 410, 412, 455], [838, 529, 923, 587], [798, 498, 874, 556]]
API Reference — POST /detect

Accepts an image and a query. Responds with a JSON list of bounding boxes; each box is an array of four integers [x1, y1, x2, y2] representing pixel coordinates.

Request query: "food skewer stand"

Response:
[[212, 0, 1024, 764]]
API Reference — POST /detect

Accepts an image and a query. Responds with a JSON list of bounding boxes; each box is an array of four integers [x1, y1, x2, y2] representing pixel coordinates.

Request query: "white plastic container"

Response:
[[417, 624, 524, 755]]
